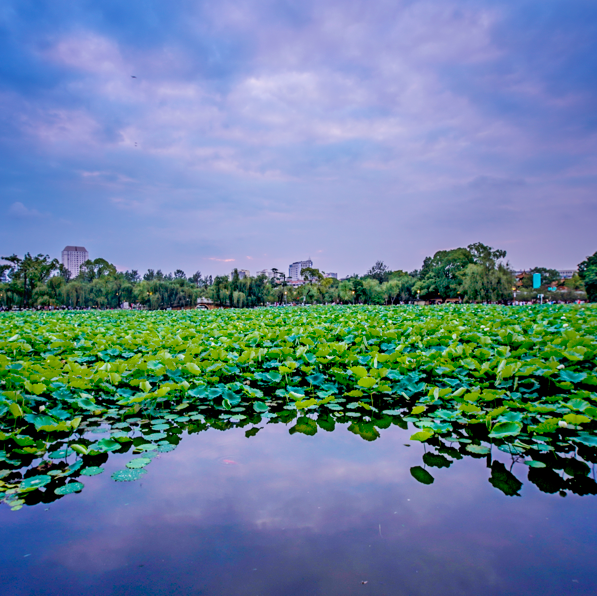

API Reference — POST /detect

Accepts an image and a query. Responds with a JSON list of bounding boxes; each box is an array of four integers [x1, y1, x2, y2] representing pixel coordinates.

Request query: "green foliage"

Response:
[[0, 304, 596, 507], [578, 251, 597, 303]]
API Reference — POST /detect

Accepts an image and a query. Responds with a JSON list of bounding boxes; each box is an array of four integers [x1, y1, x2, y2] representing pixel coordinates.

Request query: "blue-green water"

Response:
[[1, 423, 596, 596]]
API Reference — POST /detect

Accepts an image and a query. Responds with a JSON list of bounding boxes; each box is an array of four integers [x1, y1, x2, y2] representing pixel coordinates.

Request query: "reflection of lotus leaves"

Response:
[[422, 452, 451, 468], [410, 466, 434, 485], [489, 462, 522, 497], [291, 417, 318, 436]]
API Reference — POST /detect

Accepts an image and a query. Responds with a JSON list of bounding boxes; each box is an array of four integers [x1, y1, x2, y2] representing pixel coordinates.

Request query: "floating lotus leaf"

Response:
[[80, 467, 104, 476], [143, 432, 167, 441], [466, 444, 491, 455], [20, 475, 52, 490], [112, 469, 147, 482], [157, 443, 176, 453], [48, 448, 74, 460], [126, 457, 152, 469], [136, 443, 158, 452], [524, 460, 546, 468], [54, 482, 84, 495]]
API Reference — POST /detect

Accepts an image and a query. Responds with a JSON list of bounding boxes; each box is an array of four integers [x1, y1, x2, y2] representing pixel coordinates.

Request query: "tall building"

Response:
[[289, 259, 313, 281], [62, 246, 88, 278]]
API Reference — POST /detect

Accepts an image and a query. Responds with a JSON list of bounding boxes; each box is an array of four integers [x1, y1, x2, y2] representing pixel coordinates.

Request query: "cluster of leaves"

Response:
[[1, 304, 596, 509]]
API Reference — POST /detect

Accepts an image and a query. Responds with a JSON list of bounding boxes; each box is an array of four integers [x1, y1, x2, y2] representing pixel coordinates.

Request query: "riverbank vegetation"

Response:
[[0, 243, 593, 309]]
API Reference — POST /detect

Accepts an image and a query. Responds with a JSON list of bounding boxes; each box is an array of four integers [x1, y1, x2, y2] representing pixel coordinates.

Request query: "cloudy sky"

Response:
[[1, 0, 596, 277]]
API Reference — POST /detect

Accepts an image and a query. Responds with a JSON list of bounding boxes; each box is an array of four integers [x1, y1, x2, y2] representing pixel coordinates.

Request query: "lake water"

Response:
[[1, 423, 596, 596]]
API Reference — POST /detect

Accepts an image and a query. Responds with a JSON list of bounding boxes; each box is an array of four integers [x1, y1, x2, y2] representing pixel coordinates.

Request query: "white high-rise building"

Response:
[[62, 246, 88, 278], [289, 259, 313, 281]]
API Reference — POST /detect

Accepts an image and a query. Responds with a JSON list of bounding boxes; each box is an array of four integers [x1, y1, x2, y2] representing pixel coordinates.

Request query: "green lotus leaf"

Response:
[[524, 460, 546, 468], [466, 444, 491, 455], [80, 467, 104, 476], [573, 433, 597, 447], [559, 370, 587, 383], [112, 469, 146, 482], [20, 475, 52, 490], [489, 421, 522, 439], [54, 482, 84, 495], [48, 448, 74, 460], [126, 457, 152, 469]]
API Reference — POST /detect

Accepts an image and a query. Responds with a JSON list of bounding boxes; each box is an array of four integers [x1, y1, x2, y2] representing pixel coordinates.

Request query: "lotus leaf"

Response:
[[54, 482, 84, 495], [112, 469, 147, 482]]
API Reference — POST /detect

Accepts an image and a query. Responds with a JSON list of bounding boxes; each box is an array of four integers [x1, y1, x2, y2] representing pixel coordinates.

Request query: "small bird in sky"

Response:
[[131, 75, 137, 78]]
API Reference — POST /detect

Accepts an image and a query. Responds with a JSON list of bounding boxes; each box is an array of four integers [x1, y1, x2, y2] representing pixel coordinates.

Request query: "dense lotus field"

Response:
[[1, 304, 597, 509]]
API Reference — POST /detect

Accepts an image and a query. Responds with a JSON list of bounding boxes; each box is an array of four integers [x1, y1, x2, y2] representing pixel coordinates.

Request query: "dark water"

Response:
[[1, 424, 596, 596]]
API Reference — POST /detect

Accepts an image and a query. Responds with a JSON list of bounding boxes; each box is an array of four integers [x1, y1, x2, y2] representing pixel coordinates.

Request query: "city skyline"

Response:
[[1, 1, 596, 277]]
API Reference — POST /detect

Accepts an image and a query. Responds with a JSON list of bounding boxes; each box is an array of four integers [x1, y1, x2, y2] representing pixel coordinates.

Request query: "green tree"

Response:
[[1, 253, 59, 307], [416, 248, 473, 299], [78, 258, 117, 282], [301, 267, 324, 283], [460, 263, 514, 303], [578, 251, 597, 302], [366, 261, 390, 283]]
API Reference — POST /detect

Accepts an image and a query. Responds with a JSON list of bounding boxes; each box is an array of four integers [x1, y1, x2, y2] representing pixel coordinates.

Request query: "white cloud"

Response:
[[8, 201, 44, 218]]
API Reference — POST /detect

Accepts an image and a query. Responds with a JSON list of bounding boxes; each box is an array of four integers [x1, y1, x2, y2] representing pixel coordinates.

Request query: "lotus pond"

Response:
[[1, 305, 597, 595]]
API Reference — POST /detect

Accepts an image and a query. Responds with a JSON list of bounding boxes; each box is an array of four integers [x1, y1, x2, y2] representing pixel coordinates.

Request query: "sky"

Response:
[[1, 0, 596, 278]]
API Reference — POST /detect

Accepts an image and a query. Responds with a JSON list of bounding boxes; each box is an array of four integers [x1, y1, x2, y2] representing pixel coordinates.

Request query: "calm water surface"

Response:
[[1, 424, 596, 596]]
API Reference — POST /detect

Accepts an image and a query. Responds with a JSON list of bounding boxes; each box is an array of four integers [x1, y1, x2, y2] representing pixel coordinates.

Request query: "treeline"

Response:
[[0, 256, 203, 310], [1, 243, 595, 309]]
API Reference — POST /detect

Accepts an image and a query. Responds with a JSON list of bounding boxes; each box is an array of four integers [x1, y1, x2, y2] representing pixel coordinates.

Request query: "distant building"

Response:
[[289, 259, 313, 281], [558, 270, 575, 279], [324, 272, 338, 279], [256, 269, 276, 279], [230, 269, 250, 280], [62, 246, 88, 278]]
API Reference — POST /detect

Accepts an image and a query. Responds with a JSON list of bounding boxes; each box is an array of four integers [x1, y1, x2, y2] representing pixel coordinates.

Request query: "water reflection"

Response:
[[2, 404, 597, 511], [1, 424, 597, 596]]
